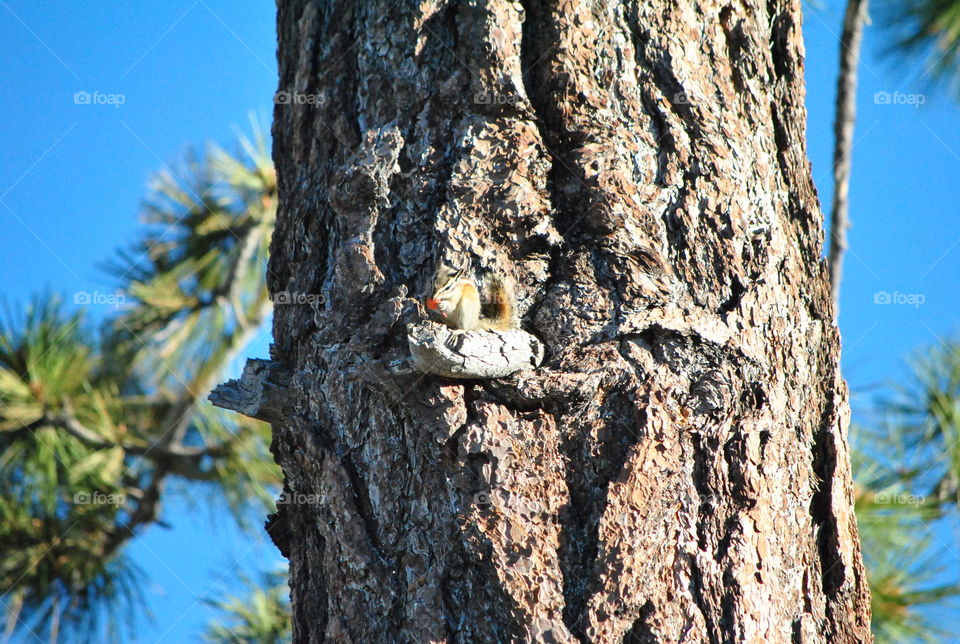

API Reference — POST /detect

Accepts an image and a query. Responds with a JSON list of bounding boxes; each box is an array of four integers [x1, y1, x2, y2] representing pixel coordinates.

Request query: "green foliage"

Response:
[[107, 115, 275, 393], [853, 340, 960, 641], [856, 446, 959, 642], [202, 569, 290, 644], [0, 298, 143, 642], [880, 0, 960, 96], [0, 117, 280, 641]]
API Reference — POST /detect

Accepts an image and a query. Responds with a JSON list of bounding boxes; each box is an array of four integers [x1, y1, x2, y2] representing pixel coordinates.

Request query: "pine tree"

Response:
[[0, 119, 281, 642]]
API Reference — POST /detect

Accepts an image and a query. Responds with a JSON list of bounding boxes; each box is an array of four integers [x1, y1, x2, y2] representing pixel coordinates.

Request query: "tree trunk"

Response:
[[265, 0, 872, 641]]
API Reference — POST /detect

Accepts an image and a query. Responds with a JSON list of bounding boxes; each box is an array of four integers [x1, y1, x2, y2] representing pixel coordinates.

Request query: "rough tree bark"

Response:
[[261, 0, 872, 641]]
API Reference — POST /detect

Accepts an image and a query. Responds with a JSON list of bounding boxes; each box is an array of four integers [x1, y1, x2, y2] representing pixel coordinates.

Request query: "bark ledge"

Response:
[[407, 321, 545, 379]]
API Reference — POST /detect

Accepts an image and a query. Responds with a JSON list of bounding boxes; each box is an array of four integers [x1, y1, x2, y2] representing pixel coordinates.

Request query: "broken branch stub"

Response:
[[406, 320, 545, 379], [208, 358, 291, 423]]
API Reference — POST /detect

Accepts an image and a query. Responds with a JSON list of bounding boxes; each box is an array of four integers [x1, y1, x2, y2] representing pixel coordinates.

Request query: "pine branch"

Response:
[[829, 0, 870, 311], [39, 403, 228, 461]]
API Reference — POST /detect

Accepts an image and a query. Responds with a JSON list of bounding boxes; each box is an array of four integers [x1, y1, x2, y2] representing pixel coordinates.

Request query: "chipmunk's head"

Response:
[[427, 264, 468, 319]]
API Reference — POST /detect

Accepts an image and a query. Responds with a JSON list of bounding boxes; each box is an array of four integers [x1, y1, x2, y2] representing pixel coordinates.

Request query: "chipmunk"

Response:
[[426, 263, 516, 331]]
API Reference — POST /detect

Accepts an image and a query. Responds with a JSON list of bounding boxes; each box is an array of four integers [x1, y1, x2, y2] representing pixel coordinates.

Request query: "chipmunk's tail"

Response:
[[480, 272, 516, 331]]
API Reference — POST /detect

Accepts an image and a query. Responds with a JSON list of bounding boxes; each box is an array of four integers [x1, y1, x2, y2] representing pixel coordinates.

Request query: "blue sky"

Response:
[[0, 0, 959, 641]]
